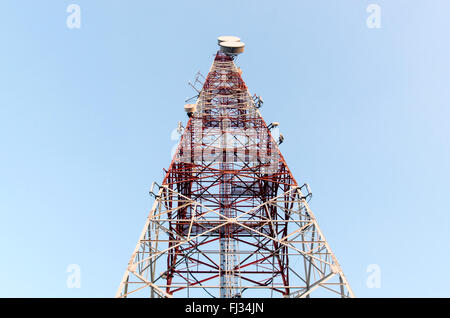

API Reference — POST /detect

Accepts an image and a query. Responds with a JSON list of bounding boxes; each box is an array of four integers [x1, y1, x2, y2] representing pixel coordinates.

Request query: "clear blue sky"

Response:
[[1, 0, 449, 297]]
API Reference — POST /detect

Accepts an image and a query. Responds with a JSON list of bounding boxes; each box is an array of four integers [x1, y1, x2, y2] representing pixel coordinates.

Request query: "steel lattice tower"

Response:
[[116, 37, 354, 298]]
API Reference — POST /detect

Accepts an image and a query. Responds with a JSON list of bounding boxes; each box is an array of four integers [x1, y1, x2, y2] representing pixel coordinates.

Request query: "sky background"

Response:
[[1, 0, 449, 297]]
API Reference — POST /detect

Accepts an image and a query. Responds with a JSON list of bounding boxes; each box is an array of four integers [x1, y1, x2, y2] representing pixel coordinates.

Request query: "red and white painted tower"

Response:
[[116, 36, 354, 298]]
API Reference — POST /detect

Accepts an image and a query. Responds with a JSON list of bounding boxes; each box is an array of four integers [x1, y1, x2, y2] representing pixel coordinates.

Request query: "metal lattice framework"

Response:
[[116, 51, 354, 298]]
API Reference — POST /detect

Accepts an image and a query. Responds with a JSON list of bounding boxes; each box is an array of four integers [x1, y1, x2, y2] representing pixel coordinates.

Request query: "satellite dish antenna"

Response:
[[219, 41, 245, 55], [217, 35, 241, 44], [184, 103, 196, 117]]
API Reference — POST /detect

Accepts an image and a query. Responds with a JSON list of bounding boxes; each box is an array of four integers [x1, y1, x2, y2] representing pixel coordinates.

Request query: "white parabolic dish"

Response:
[[217, 35, 241, 44], [219, 41, 245, 54]]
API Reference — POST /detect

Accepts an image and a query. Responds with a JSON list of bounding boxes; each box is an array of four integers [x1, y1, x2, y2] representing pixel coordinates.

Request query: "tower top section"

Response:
[[217, 35, 245, 55]]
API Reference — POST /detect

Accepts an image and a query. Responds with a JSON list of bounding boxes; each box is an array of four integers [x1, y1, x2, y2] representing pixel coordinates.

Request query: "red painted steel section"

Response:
[[161, 52, 296, 296]]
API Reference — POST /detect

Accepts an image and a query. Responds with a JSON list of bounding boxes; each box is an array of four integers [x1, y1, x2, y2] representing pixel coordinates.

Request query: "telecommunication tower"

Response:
[[116, 36, 354, 298]]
